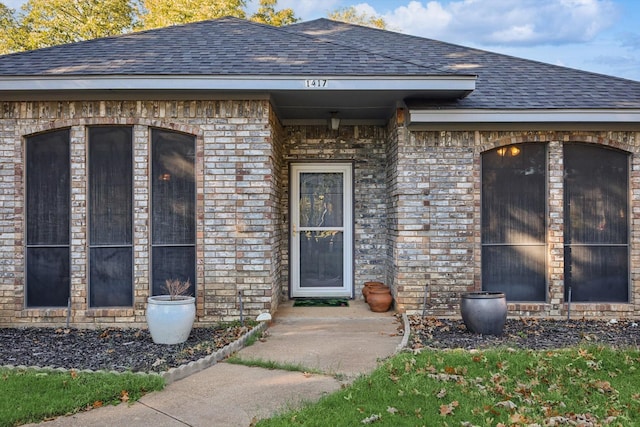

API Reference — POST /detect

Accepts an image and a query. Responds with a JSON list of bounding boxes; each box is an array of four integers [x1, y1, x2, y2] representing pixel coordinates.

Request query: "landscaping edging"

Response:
[[1, 321, 268, 385], [396, 313, 410, 353], [161, 320, 268, 384]]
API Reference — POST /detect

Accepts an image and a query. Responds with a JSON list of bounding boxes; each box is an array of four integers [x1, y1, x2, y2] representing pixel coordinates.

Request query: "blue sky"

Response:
[[3, 0, 639, 81]]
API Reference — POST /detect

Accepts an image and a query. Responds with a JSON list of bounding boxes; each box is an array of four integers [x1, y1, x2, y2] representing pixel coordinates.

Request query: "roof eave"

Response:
[[408, 109, 640, 131], [0, 74, 477, 93]]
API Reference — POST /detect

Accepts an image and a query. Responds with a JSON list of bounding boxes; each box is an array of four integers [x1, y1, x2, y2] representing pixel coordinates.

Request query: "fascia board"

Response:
[[409, 109, 640, 124], [0, 75, 476, 92]]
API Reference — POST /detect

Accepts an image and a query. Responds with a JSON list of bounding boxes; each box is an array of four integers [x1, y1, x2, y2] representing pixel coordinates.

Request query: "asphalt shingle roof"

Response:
[[1, 16, 639, 110], [0, 17, 441, 76], [284, 19, 640, 109]]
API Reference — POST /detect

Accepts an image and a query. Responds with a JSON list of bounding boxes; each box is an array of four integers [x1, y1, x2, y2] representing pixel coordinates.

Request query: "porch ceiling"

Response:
[[272, 88, 472, 124]]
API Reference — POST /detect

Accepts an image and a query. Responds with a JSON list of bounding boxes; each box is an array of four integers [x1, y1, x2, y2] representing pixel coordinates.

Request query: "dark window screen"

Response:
[[89, 127, 132, 245], [26, 130, 70, 246], [564, 143, 629, 302], [90, 247, 133, 306], [152, 247, 196, 296], [482, 144, 547, 301], [26, 130, 70, 307], [151, 129, 196, 296], [88, 127, 133, 307], [152, 130, 195, 245]]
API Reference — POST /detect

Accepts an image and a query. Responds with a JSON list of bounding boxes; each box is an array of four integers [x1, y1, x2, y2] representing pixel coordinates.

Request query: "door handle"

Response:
[[292, 224, 297, 236]]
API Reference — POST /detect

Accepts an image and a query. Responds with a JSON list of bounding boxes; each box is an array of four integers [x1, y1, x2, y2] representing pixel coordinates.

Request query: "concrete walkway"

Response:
[[30, 300, 404, 427]]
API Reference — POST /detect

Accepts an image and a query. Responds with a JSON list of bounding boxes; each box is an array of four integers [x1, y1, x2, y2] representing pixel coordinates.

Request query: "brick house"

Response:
[[1, 17, 639, 327]]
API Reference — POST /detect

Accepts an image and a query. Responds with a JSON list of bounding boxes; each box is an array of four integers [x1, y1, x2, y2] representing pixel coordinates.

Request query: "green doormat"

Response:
[[293, 298, 349, 307]]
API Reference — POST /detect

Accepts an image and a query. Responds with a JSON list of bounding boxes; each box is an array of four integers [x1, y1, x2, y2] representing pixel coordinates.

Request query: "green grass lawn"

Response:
[[0, 368, 164, 427], [257, 346, 640, 426], [3, 345, 639, 427]]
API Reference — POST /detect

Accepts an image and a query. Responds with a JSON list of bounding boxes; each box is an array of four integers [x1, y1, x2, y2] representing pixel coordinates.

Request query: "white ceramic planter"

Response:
[[146, 295, 196, 344]]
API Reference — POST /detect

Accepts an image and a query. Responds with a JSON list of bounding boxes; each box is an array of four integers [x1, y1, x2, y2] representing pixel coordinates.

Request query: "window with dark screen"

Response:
[[151, 129, 196, 297], [88, 127, 133, 307], [481, 144, 547, 301], [26, 130, 71, 307], [564, 143, 629, 302]]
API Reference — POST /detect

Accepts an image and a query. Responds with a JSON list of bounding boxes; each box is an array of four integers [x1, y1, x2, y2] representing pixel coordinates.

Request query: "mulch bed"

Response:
[[0, 324, 254, 373], [2, 317, 639, 374], [408, 316, 640, 351]]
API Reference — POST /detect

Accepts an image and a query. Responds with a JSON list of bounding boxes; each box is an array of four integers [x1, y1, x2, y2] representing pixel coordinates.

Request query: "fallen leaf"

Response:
[[509, 412, 526, 423], [439, 401, 459, 416], [120, 390, 129, 402], [93, 401, 103, 408], [361, 413, 381, 424], [495, 400, 517, 410]]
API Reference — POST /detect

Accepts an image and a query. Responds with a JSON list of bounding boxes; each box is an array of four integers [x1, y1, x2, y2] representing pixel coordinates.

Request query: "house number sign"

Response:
[[304, 79, 328, 88]]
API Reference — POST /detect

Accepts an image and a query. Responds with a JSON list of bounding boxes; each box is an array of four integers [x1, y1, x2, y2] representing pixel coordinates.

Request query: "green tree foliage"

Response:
[[328, 6, 387, 29], [0, 0, 299, 54], [250, 0, 298, 26], [138, 0, 246, 30], [0, 3, 20, 54], [17, 0, 138, 51]]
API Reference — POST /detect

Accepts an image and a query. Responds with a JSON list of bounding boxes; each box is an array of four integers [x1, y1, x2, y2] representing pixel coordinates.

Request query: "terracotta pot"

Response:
[[362, 281, 386, 302], [367, 286, 393, 312]]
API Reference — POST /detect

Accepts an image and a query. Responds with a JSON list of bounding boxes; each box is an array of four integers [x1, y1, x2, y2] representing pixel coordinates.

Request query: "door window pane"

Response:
[[88, 127, 133, 307], [481, 144, 546, 301], [26, 130, 70, 307], [299, 173, 343, 228], [300, 231, 344, 288], [564, 143, 629, 302]]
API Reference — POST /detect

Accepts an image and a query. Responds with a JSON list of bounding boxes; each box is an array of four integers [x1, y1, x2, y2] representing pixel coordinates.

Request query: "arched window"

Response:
[[88, 126, 133, 307], [151, 129, 196, 297], [563, 143, 629, 302], [481, 143, 547, 301], [26, 129, 71, 307]]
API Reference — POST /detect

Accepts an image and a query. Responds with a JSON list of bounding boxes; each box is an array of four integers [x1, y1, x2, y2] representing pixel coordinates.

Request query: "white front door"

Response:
[[290, 163, 353, 298]]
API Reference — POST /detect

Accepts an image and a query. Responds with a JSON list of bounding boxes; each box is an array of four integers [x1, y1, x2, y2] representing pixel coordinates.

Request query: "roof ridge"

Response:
[[278, 19, 456, 76]]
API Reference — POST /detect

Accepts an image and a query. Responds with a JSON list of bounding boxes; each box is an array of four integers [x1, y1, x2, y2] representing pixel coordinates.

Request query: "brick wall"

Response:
[[400, 129, 640, 319], [393, 130, 476, 316], [1, 99, 638, 326], [0, 99, 279, 326]]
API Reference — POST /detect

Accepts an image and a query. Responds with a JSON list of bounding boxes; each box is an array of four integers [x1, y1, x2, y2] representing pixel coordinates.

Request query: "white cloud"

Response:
[[275, 0, 342, 19], [385, 1, 452, 35], [380, 0, 619, 46], [350, 3, 379, 16]]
